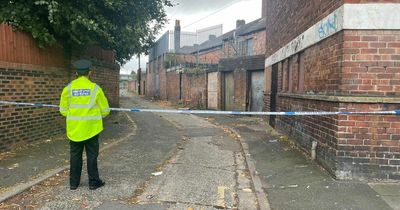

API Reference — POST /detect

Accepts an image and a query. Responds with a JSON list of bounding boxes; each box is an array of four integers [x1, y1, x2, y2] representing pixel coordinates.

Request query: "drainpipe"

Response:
[[311, 141, 318, 160]]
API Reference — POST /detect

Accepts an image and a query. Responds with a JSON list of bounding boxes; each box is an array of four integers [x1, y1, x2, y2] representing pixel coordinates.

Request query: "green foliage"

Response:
[[0, 0, 172, 64]]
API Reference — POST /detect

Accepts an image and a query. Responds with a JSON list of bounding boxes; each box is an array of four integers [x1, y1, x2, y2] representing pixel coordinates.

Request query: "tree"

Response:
[[0, 0, 172, 64]]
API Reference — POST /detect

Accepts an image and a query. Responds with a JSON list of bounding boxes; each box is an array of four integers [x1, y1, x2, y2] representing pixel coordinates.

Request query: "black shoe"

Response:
[[70, 185, 78, 190], [89, 181, 105, 190]]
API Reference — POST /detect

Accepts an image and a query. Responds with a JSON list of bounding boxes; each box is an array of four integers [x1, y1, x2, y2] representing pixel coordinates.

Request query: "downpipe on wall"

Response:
[[311, 140, 318, 160]]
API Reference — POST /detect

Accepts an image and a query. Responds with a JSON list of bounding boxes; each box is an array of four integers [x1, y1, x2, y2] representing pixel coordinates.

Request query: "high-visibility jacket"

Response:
[[59, 76, 110, 142]]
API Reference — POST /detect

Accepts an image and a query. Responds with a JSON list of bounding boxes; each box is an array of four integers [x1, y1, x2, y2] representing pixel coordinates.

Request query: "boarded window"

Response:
[[287, 57, 292, 92], [247, 39, 254, 56], [298, 52, 305, 93]]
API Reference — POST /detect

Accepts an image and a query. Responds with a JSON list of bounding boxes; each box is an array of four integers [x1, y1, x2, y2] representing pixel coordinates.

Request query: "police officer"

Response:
[[59, 59, 110, 190]]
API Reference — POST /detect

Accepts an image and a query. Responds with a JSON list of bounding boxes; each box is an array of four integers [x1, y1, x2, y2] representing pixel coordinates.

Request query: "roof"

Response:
[[223, 17, 266, 40]]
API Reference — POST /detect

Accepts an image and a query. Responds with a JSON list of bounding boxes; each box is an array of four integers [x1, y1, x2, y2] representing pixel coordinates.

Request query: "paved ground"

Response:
[[0, 96, 263, 209], [0, 112, 132, 191], [1, 96, 400, 210]]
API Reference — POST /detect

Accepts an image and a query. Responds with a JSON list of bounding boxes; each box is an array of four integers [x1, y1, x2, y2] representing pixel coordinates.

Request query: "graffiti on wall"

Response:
[[317, 13, 338, 39]]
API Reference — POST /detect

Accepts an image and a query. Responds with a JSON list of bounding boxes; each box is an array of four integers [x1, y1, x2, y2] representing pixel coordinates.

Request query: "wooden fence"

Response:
[[0, 23, 66, 67]]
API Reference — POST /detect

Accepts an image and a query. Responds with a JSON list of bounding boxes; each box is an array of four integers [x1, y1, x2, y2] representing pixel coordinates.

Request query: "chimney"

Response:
[[209, 35, 217, 41], [262, 0, 267, 17], [174, 20, 181, 52], [236, 20, 246, 28]]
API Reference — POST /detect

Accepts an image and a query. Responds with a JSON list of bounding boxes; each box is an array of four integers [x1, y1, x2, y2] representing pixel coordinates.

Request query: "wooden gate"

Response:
[[207, 72, 218, 109], [224, 72, 235, 111]]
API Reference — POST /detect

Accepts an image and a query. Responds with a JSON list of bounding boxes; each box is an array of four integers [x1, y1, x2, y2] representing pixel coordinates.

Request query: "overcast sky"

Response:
[[120, 0, 262, 75]]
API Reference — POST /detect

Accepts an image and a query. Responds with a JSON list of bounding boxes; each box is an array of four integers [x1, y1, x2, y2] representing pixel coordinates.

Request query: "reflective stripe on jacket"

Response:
[[59, 76, 110, 141]]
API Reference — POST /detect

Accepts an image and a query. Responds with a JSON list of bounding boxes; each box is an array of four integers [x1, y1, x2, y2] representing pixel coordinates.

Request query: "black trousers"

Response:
[[69, 135, 101, 187]]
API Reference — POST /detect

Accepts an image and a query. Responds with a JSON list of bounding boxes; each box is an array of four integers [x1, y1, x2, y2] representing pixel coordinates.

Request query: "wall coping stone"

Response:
[[278, 93, 400, 104]]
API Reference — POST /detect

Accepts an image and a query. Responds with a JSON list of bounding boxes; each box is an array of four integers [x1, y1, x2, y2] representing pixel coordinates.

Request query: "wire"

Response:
[[181, 0, 243, 29]]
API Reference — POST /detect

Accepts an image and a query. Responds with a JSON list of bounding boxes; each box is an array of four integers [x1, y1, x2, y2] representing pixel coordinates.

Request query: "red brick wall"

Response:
[[341, 30, 400, 96], [146, 63, 156, 98], [90, 62, 120, 107], [166, 71, 181, 102], [182, 73, 207, 108], [275, 97, 339, 174], [269, 31, 400, 179], [265, 0, 343, 57], [223, 30, 266, 58], [337, 103, 400, 179], [276, 96, 400, 180], [303, 33, 342, 93], [0, 66, 69, 151], [241, 31, 266, 56], [265, 0, 400, 180], [198, 49, 222, 64], [0, 25, 119, 152]]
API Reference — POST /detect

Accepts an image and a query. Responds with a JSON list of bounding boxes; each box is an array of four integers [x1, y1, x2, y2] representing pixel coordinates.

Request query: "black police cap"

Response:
[[73, 59, 92, 72]]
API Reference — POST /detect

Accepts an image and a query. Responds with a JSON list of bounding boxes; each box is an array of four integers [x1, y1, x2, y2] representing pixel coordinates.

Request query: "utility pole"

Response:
[[138, 54, 141, 95]]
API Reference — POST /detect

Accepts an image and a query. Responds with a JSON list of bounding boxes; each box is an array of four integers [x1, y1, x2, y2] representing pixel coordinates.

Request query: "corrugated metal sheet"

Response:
[[0, 23, 65, 67]]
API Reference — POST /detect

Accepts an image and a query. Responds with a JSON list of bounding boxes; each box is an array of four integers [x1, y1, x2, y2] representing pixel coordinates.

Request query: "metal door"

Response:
[[224, 72, 235, 110], [250, 71, 265, 112], [207, 72, 218, 109]]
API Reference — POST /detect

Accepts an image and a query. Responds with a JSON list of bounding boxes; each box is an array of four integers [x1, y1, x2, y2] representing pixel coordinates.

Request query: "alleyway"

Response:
[[0, 96, 399, 210]]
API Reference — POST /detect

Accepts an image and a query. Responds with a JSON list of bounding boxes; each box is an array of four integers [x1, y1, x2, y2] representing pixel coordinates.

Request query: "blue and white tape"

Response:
[[0, 100, 399, 116]]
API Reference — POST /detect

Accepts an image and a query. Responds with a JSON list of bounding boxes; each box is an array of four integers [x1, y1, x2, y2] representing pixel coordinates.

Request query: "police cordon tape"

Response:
[[1, 100, 400, 116]]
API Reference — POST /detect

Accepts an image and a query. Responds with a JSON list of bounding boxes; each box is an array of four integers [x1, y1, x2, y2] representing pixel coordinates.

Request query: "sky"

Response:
[[120, 0, 262, 75]]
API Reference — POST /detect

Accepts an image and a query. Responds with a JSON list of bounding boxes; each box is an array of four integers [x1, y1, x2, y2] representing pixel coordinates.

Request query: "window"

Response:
[[237, 38, 254, 56], [288, 58, 293, 93], [247, 39, 254, 56]]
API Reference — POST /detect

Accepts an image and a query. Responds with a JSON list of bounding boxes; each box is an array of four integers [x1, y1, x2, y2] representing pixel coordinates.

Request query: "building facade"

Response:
[[218, 18, 266, 111], [264, 0, 400, 180]]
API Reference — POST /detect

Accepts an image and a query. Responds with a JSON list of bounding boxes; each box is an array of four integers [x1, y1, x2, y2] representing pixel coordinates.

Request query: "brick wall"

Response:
[[341, 30, 400, 96], [182, 73, 207, 108], [0, 66, 69, 151], [146, 62, 156, 98], [265, 1, 400, 180], [198, 49, 222, 65], [0, 25, 119, 152], [166, 71, 181, 102], [337, 103, 400, 179], [304, 33, 343, 94], [240, 31, 266, 56], [90, 61, 120, 107], [276, 96, 339, 173], [223, 30, 266, 58], [265, 0, 343, 57]]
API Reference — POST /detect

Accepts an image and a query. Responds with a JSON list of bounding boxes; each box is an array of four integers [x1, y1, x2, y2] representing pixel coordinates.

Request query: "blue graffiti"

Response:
[[318, 13, 338, 39]]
